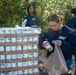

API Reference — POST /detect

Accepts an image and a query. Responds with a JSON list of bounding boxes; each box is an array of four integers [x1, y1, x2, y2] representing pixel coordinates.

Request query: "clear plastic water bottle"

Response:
[[22, 19, 27, 27]]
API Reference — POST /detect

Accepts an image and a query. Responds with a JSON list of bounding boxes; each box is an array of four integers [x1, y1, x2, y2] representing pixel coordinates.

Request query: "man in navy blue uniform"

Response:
[[39, 14, 76, 75], [68, 7, 76, 75]]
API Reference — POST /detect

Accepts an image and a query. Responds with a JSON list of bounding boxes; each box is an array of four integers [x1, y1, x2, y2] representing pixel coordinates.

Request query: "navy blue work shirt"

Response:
[[39, 25, 76, 61]]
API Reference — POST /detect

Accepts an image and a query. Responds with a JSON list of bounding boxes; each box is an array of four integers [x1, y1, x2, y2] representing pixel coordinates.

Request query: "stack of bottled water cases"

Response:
[[0, 27, 40, 75]]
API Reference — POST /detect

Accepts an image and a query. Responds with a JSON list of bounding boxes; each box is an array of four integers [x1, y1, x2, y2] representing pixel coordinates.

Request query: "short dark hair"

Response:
[[27, 4, 36, 15], [48, 14, 60, 23], [71, 7, 76, 15]]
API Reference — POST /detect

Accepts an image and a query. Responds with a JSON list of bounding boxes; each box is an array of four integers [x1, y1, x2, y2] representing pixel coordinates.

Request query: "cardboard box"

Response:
[[0, 28, 39, 75]]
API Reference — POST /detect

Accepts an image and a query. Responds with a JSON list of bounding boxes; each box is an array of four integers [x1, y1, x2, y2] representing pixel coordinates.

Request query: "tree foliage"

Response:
[[0, 0, 75, 28]]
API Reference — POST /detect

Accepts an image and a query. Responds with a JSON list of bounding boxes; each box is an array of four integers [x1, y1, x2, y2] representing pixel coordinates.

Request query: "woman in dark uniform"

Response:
[[39, 14, 76, 75]]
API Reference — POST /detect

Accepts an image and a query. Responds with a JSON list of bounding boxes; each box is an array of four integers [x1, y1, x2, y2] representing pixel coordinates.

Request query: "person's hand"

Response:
[[52, 40, 62, 46], [42, 41, 47, 48], [31, 25, 37, 28]]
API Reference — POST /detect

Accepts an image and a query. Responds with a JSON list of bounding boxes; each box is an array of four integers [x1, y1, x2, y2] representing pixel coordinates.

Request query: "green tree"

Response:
[[0, 0, 74, 28]]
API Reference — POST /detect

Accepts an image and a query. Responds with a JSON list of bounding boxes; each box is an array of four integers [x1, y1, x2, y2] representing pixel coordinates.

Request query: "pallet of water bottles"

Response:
[[0, 27, 40, 75]]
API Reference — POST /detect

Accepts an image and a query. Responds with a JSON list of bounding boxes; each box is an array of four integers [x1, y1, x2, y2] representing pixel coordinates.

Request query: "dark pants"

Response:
[[74, 54, 76, 75]]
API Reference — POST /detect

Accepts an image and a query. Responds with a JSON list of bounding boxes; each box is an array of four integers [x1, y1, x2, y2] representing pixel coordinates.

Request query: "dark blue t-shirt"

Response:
[[68, 18, 76, 29], [24, 15, 42, 27]]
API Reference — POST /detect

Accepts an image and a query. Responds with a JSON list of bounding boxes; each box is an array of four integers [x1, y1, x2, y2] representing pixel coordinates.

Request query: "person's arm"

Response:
[[73, 29, 76, 33], [36, 17, 42, 28], [39, 31, 47, 50], [68, 19, 76, 32], [39, 31, 48, 55], [52, 32, 76, 55], [52, 40, 72, 54], [68, 19, 75, 28], [31, 25, 37, 28], [61, 32, 76, 54]]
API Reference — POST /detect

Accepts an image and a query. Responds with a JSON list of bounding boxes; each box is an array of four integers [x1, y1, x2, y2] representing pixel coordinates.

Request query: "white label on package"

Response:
[[5, 30, 11, 34], [27, 37, 32, 41], [33, 45, 38, 49], [12, 71, 17, 75], [28, 53, 33, 58], [18, 70, 23, 74], [34, 68, 39, 73], [11, 38, 16, 42], [4, 72, 12, 75], [23, 37, 27, 42], [23, 54, 28, 58], [6, 63, 11, 68], [33, 61, 38, 65], [12, 63, 17, 68], [11, 30, 16, 34], [17, 54, 23, 59], [23, 46, 28, 50], [0, 55, 5, 60], [17, 38, 22, 42], [5, 46, 11, 51], [18, 62, 23, 67], [0, 38, 5, 42], [28, 61, 33, 66], [16, 29, 22, 34], [33, 53, 38, 57], [6, 38, 11, 42], [23, 70, 28, 74], [0, 30, 5, 34], [0, 63, 6, 68], [11, 46, 16, 51], [12, 54, 17, 59], [22, 29, 27, 33], [29, 69, 34, 74], [16, 46, 22, 51], [6, 55, 11, 59], [28, 45, 32, 50], [0, 46, 4, 51], [23, 62, 28, 66], [33, 37, 38, 41]]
